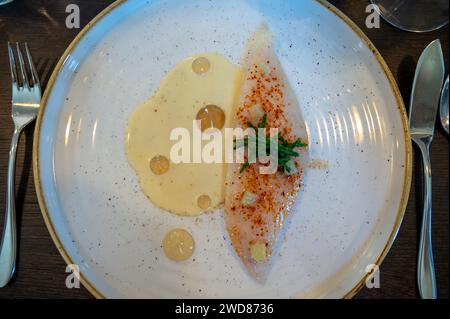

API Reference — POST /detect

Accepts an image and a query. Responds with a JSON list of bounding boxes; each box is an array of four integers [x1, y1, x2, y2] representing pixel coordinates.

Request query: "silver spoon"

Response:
[[440, 75, 449, 134]]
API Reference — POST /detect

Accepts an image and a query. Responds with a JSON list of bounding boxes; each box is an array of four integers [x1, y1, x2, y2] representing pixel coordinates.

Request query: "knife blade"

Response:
[[409, 39, 445, 299]]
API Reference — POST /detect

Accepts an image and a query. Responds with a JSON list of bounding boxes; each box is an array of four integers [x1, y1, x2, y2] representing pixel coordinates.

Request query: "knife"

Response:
[[409, 39, 445, 299]]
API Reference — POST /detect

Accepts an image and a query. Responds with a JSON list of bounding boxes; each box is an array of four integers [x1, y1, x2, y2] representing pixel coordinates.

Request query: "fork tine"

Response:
[[25, 43, 40, 89], [15, 42, 29, 88], [7, 42, 18, 88]]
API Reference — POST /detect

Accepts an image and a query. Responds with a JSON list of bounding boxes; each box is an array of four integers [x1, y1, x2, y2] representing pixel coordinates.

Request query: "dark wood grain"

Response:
[[0, 0, 448, 299]]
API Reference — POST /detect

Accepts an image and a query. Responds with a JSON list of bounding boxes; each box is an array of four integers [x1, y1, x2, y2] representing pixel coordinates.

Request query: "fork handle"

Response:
[[0, 127, 21, 287], [414, 136, 437, 299]]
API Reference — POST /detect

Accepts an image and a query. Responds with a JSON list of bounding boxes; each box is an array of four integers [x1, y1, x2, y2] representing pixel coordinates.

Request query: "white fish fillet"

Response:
[[225, 26, 308, 281]]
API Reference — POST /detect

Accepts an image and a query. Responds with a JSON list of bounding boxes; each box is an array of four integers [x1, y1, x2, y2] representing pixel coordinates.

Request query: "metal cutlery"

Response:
[[440, 75, 449, 135], [0, 43, 41, 287], [408, 39, 445, 299]]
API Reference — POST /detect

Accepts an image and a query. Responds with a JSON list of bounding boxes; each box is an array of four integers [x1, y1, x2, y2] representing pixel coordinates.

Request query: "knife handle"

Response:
[[414, 136, 437, 299]]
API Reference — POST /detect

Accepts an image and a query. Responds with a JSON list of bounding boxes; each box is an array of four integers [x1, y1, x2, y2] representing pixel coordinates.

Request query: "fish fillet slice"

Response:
[[225, 27, 308, 282]]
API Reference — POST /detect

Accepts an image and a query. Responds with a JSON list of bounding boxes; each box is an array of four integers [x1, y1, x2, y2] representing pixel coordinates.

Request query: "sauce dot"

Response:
[[196, 105, 225, 131], [192, 57, 211, 74], [150, 155, 169, 175], [197, 194, 212, 210], [163, 229, 195, 261]]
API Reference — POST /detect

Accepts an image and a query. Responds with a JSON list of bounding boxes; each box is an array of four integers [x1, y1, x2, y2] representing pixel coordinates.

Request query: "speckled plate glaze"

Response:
[[34, 0, 411, 298]]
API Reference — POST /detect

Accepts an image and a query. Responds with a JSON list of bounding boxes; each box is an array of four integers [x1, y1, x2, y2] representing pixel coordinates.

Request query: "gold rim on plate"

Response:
[[32, 0, 412, 299]]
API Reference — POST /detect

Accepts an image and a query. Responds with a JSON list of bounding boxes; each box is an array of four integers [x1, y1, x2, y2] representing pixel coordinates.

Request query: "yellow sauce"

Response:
[[163, 229, 195, 261], [126, 53, 243, 216]]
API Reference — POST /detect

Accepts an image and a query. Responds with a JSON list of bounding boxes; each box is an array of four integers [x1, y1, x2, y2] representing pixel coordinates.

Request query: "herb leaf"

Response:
[[240, 162, 250, 173], [236, 114, 308, 174]]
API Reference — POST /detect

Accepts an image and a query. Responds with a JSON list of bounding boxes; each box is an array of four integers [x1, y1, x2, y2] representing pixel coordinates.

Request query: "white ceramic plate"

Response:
[[34, 0, 411, 298]]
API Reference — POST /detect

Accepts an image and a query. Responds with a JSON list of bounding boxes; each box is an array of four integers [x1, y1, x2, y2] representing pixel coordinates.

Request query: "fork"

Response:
[[0, 43, 41, 287]]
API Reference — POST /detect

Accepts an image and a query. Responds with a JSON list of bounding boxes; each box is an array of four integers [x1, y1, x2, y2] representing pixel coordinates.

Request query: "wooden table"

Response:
[[0, 0, 448, 299]]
